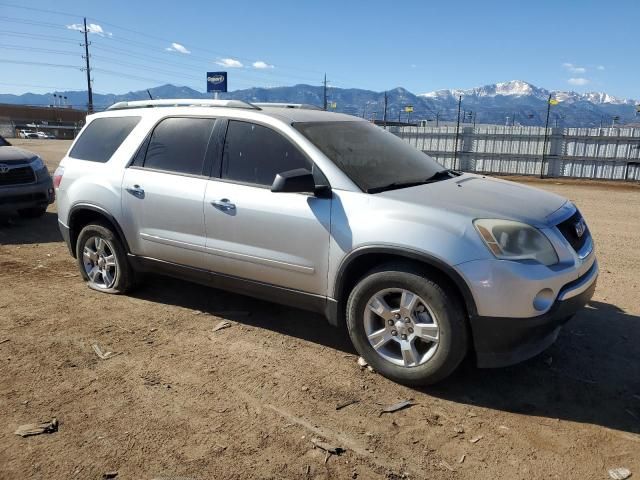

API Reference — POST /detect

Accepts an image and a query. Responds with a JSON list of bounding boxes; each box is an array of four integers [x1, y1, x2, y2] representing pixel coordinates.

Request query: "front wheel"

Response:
[[75, 222, 135, 294], [346, 264, 468, 386]]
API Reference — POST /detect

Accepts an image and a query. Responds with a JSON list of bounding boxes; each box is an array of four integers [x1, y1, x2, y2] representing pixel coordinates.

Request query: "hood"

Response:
[[0, 146, 38, 163], [379, 174, 568, 227]]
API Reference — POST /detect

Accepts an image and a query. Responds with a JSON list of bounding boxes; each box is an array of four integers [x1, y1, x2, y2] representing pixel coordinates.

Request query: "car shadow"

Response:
[[134, 275, 640, 434], [427, 300, 640, 434], [0, 211, 62, 245], [133, 275, 356, 354]]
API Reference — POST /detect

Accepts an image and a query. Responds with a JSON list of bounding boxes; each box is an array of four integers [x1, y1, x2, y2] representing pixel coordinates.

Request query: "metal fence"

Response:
[[390, 125, 640, 181]]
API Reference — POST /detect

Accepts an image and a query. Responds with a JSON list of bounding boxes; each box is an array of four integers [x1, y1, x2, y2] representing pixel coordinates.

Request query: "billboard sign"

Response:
[[207, 72, 227, 93]]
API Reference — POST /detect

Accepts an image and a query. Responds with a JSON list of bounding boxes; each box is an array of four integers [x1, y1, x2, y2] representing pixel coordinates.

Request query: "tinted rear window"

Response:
[[143, 117, 215, 175], [69, 116, 140, 162]]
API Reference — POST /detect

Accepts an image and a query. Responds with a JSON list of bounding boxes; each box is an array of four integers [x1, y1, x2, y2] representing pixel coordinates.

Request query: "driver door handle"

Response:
[[211, 198, 236, 211], [126, 185, 145, 199]]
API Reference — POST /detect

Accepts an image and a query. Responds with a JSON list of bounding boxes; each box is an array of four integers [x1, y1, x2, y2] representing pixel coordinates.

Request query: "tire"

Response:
[[75, 222, 135, 294], [18, 206, 47, 218], [346, 263, 468, 386]]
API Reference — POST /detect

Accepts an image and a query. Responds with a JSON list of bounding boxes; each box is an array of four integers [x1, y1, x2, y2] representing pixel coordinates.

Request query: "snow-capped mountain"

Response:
[[421, 80, 542, 100], [420, 80, 635, 106], [0, 80, 637, 127]]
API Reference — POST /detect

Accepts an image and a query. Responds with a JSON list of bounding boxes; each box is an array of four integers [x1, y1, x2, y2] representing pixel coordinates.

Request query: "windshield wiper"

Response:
[[367, 170, 456, 193], [424, 169, 456, 183]]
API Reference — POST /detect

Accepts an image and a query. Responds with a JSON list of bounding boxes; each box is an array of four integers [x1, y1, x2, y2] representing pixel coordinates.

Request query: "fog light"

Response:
[[533, 288, 554, 311]]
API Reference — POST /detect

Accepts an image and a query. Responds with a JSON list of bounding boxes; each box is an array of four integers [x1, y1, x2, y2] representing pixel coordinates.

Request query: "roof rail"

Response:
[[106, 99, 260, 111], [252, 103, 322, 111]]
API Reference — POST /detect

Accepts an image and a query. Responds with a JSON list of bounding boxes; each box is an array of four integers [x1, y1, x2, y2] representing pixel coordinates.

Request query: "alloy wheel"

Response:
[[82, 236, 117, 289], [364, 288, 440, 367]]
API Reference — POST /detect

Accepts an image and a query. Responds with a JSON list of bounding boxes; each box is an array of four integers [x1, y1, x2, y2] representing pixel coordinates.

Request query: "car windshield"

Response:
[[0, 135, 10, 147], [293, 120, 447, 192]]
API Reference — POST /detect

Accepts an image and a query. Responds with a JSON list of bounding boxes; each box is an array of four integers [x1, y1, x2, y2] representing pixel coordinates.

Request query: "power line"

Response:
[[0, 81, 83, 90], [0, 9, 354, 95], [0, 6, 352, 84], [0, 2, 80, 19], [0, 15, 68, 30], [0, 59, 80, 70], [0, 30, 80, 44], [0, 44, 80, 56]]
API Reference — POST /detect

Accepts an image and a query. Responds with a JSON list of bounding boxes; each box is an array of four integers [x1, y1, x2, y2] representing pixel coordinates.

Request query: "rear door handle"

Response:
[[211, 198, 236, 211], [126, 185, 145, 199]]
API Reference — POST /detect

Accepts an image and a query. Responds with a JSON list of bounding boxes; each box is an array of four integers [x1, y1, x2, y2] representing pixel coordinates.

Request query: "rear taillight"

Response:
[[53, 166, 64, 189]]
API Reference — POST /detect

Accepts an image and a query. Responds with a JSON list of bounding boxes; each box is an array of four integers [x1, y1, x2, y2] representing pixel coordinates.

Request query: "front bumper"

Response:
[[0, 173, 54, 214], [471, 260, 598, 367]]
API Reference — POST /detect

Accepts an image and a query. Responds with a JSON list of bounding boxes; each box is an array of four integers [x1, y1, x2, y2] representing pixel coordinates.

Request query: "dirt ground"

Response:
[[1, 139, 639, 480]]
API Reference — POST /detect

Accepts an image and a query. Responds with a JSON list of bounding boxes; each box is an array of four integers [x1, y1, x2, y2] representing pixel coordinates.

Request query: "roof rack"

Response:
[[252, 103, 322, 111], [106, 99, 260, 111]]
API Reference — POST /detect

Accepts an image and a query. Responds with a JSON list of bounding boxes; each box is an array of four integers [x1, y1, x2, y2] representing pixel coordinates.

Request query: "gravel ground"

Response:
[[1, 139, 639, 480]]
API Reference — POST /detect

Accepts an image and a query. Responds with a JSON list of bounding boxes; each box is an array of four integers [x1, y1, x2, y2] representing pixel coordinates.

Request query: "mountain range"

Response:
[[1, 80, 638, 127]]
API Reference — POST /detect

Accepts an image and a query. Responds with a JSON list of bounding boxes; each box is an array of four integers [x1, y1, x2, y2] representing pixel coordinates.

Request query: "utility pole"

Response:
[[540, 93, 552, 178], [82, 17, 94, 114], [383, 91, 388, 127], [453, 95, 462, 170], [436, 111, 440, 127], [323, 73, 327, 111]]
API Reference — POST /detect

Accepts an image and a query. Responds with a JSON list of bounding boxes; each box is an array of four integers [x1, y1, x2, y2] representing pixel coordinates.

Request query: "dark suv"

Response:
[[0, 135, 54, 218]]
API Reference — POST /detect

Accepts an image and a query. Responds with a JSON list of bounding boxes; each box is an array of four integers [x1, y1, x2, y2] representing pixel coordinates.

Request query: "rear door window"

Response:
[[222, 120, 310, 186], [143, 117, 216, 176], [69, 116, 140, 162]]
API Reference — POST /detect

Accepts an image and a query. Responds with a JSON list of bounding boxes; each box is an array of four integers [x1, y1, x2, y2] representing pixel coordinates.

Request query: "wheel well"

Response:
[[335, 251, 476, 325], [68, 208, 128, 258]]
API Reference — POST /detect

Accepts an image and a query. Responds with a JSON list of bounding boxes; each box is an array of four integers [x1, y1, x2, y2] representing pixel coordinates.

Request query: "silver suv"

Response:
[[55, 100, 598, 385]]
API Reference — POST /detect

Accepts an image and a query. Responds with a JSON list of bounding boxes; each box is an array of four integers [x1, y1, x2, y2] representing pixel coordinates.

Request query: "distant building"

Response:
[[0, 104, 86, 139]]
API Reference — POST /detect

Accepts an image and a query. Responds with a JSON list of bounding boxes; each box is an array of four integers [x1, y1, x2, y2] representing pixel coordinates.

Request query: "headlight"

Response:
[[30, 156, 45, 171], [474, 219, 558, 266]]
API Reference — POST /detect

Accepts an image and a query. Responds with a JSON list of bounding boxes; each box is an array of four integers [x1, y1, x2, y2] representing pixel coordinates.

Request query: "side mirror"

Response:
[[271, 168, 317, 194]]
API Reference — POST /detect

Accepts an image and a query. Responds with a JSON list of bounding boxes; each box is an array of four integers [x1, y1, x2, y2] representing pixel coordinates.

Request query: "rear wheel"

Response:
[[76, 223, 135, 294], [346, 264, 468, 386], [18, 206, 47, 218]]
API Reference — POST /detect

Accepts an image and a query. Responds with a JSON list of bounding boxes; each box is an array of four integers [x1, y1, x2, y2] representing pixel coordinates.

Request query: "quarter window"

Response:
[[222, 120, 310, 186], [70, 116, 140, 163], [143, 117, 216, 175]]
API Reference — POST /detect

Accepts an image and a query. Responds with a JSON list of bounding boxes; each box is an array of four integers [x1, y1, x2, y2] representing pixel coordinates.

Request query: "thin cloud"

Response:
[[252, 61, 274, 69], [66, 23, 112, 37], [562, 62, 586, 74], [165, 43, 191, 54], [216, 58, 243, 68], [597, 65, 605, 71], [568, 77, 589, 86]]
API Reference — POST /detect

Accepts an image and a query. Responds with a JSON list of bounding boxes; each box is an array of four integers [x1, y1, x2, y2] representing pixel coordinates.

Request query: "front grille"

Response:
[[0, 167, 36, 186], [556, 210, 589, 252]]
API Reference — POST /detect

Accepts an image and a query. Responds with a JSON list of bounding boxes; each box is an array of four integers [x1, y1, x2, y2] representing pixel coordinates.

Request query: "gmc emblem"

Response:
[[574, 218, 587, 238]]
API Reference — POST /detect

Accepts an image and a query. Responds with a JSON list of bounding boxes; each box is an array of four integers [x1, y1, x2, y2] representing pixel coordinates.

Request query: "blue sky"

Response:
[[1, 0, 638, 99]]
